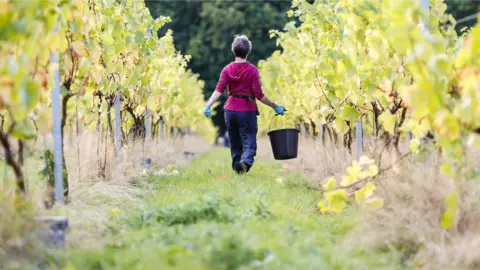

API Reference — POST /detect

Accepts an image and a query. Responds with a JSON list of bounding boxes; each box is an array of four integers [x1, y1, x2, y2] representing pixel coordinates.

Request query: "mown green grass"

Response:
[[48, 149, 399, 270]]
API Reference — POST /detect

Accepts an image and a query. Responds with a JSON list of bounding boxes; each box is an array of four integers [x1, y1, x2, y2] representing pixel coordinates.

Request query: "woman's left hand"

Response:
[[274, 105, 286, 116]]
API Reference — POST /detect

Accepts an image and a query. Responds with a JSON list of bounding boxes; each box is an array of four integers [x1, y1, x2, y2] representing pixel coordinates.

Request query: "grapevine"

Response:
[[259, 0, 480, 224], [0, 0, 215, 200]]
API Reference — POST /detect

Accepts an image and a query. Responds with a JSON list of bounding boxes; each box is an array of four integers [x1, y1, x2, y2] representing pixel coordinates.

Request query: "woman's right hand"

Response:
[[204, 106, 212, 118], [273, 105, 286, 116]]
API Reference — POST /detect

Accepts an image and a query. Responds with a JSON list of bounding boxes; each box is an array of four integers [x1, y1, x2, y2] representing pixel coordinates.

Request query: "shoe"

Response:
[[234, 162, 248, 174]]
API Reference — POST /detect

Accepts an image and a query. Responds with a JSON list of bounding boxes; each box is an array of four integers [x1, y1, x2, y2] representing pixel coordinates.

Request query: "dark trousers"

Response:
[[224, 110, 258, 170]]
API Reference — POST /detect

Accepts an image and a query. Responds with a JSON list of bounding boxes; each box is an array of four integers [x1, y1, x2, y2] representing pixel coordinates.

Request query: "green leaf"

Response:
[[25, 80, 41, 111], [333, 118, 349, 134], [341, 105, 360, 122], [12, 119, 37, 140], [60, 85, 69, 97], [102, 35, 115, 47], [153, 16, 171, 31]]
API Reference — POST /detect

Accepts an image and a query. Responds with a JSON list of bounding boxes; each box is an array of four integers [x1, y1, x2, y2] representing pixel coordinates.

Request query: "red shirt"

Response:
[[215, 62, 265, 112]]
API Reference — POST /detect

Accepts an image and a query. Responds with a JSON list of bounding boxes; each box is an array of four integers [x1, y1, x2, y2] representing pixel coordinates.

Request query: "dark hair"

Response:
[[231, 35, 252, 59]]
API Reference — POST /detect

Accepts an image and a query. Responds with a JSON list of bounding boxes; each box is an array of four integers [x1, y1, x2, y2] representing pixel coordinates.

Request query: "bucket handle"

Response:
[[268, 110, 292, 132]]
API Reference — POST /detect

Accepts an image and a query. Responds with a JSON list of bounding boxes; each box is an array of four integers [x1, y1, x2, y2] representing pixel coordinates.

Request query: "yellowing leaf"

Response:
[[102, 35, 115, 47], [366, 164, 379, 177], [91, 69, 103, 84], [154, 16, 171, 31], [410, 138, 420, 154], [275, 177, 284, 184], [440, 162, 452, 174], [330, 199, 347, 213], [48, 34, 68, 52], [345, 161, 362, 180], [378, 111, 397, 135], [71, 40, 88, 57], [333, 118, 349, 134], [317, 201, 328, 213], [341, 174, 355, 187], [355, 182, 376, 204], [25, 80, 41, 111], [0, 3, 12, 14], [166, 164, 177, 173], [325, 190, 348, 213], [359, 156, 375, 165], [363, 197, 384, 209], [322, 177, 336, 191], [358, 171, 370, 180], [36, 107, 52, 134], [110, 207, 121, 217], [441, 193, 458, 229], [433, 112, 461, 141], [62, 263, 77, 270]]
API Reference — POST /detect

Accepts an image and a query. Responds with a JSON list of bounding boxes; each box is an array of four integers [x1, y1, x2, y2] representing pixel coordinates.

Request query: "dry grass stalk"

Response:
[[1, 132, 212, 255], [261, 135, 480, 269]]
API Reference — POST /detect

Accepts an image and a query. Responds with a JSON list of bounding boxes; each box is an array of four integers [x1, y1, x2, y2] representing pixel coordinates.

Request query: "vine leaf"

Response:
[[441, 193, 458, 229]]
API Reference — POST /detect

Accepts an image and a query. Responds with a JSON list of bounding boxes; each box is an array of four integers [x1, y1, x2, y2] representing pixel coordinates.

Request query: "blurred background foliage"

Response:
[[144, 0, 480, 138], [145, 0, 292, 136]]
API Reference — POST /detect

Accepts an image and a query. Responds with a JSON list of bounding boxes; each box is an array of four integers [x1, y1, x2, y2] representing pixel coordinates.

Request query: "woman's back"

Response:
[[216, 62, 264, 112]]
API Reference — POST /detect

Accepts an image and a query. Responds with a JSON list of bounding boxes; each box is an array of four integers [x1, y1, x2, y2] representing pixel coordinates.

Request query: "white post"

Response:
[[420, 0, 430, 36], [51, 24, 63, 205], [114, 88, 121, 161], [144, 29, 152, 172], [419, 0, 429, 12], [356, 118, 363, 159], [416, 0, 428, 148], [145, 100, 151, 142], [144, 90, 151, 172]]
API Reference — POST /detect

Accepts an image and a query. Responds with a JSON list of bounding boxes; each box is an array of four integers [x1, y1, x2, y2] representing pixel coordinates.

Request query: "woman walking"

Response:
[[204, 35, 286, 174]]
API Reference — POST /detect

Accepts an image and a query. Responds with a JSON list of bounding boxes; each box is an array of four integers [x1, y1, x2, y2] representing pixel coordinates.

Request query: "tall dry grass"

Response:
[[61, 132, 212, 249], [352, 151, 480, 270], [3, 130, 480, 268], [261, 135, 480, 269], [0, 193, 44, 269], [0, 132, 212, 265]]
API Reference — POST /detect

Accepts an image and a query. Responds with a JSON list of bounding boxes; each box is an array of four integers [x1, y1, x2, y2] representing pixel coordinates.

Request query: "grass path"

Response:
[[52, 149, 398, 270]]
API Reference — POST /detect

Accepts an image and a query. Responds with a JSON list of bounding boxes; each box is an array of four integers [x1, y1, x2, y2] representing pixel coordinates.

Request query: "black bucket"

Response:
[[267, 128, 299, 160]]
